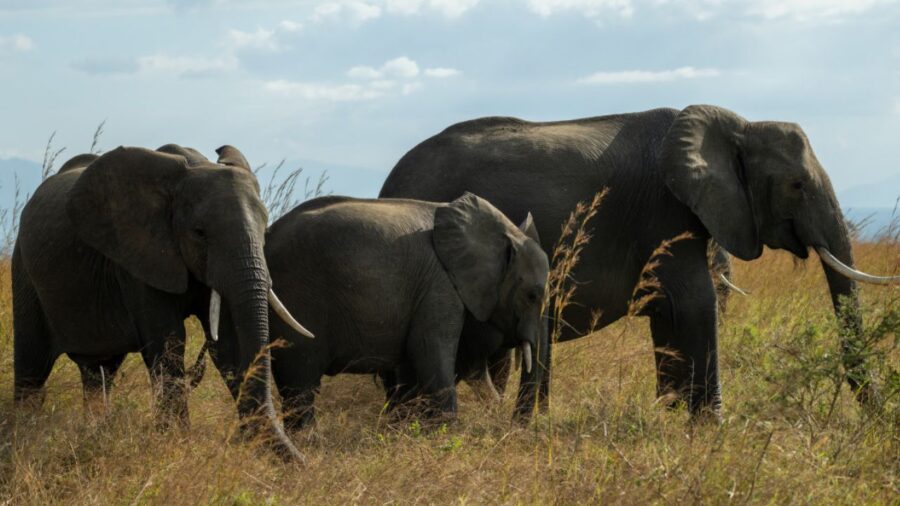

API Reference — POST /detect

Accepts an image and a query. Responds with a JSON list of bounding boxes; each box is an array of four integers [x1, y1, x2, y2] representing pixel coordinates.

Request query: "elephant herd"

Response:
[[11, 105, 898, 462]]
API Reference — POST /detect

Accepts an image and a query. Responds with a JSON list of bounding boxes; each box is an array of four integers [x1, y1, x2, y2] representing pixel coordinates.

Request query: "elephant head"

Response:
[[66, 145, 310, 460], [660, 105, 899, 403], [433, 193, 550, 382]]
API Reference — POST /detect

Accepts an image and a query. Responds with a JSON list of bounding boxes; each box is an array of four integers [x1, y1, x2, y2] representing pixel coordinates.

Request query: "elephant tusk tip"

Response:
[[718, 273, 750, 296]]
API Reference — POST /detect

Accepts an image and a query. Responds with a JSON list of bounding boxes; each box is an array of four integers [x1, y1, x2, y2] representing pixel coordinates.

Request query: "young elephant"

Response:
[[210, 193, 549, 429]]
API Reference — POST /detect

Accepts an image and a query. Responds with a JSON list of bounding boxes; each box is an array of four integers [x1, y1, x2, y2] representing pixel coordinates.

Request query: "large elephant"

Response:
[[380, 105, 899, 418], [12, 144, 311, 460], [208, 193, 549, 430]]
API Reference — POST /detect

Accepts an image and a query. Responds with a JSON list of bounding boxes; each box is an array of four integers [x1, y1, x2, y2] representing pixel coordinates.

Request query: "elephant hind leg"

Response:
[[12, 263, 56, 409]]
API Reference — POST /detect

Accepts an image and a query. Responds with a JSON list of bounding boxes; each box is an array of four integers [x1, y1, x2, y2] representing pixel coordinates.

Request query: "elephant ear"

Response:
[[157, 144, 209, 166], [67, 146, 189, 294], [518, 212, 541, 244], [434, 193, 512, 321], [215, 145, 251, 172], [659, 105, 762, 260]]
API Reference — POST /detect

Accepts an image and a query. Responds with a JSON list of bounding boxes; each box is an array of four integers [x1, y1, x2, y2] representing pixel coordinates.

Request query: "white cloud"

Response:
[[385, 0, 423, 15], [264, 56, 442, 102], [137, 54, 239, 78], [348, 56, 420, 80], [312, 1, 383, 25], [577, 66, 719, 84], [402, 81, 423, 94], [0, 33, 34, 52], [347, 66, 382, 79], [745, 0, 890, 21], [226, 27, 279, 51], [527, 0, 634, 19], [263, 80, 383, 101], [429, 0, 480, 17], [424, 67, 460, 78], [279, 19, 303, 32], [382, 56, 419, 78], [525, 0, 889, 22]]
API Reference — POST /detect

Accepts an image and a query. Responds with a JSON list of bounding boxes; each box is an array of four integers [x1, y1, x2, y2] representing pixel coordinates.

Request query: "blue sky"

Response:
[[1, 0, 899, 198]]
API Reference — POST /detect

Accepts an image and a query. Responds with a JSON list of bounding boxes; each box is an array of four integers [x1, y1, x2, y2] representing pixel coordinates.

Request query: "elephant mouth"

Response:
[[770, 219, 809, 259]]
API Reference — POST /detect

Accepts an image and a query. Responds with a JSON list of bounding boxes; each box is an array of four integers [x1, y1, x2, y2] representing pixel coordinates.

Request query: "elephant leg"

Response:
[[75, 355, 125, 418], [140, 327, 188, 430], [650, 270, 720, 417], [206, 314, 242, 402], [406, 292, 464, 422], [278, 385, 319, 432], [381, 365, 419, 413], [12, 268, 56, 409]]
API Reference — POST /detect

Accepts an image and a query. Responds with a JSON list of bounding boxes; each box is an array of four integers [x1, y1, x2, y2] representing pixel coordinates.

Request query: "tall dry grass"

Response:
[[0, 184, 896, 503]]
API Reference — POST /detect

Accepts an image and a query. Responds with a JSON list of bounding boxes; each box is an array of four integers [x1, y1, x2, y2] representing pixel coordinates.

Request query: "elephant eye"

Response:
[[791, 181, 803, 191], [192, 227, 206, 239]]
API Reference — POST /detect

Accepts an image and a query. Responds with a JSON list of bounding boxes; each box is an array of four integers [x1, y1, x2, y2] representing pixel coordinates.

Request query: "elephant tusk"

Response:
[[521, 342, 532, 374], [718, 273, 749, 296], [482, 363, 502, 402], [471, 363, 502, 403], [514, 346, 521, 371], [268, 289, 315, 338], [816, 248, 900, 285], [209, 290, 221, 342]]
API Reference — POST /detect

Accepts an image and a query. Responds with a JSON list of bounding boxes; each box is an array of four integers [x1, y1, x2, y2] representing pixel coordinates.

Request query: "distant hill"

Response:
[[839, 174, 899, 240], [838, 174, 900, 209], [0, 157, 43, 208]]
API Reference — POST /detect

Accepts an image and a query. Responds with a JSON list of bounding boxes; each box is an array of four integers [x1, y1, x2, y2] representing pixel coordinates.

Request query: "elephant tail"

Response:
[[187, 340, 210, 390]]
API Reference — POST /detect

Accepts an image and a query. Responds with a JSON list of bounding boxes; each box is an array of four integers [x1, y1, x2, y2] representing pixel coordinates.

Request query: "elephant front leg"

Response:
[[406, 290, 465, 423], [141, 328, 189, 430], [649, 286, 720, 418]]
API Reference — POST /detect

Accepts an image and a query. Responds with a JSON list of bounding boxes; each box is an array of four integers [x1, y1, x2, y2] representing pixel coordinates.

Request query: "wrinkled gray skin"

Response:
[[380, 105, 877, 418], [13, 144, 302, 461], [209, 193, 549, 430]]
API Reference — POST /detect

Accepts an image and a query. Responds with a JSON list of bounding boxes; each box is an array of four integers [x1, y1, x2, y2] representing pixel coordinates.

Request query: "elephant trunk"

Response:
[[223, 249, 304, 462], [513, 314, 550, 420], [819, 219, 878, 406]]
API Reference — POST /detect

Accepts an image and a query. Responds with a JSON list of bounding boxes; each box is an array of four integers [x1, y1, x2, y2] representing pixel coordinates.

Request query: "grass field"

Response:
[[0, 237, 896, 504]]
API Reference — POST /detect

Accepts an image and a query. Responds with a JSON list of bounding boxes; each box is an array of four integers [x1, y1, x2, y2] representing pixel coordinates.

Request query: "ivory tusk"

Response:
[[209, 290, 221, 342], [514, 346, 521, 371], [816, 247, 900, 285], [474, 363, 502, 403], [484, 363, 500, 402], [268, 289, 315, 338], [521, 342, 532, 374], [718, 273, 750, 296]]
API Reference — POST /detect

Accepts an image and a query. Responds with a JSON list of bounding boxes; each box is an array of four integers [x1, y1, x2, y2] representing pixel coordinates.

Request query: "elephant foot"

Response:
[[654, 391, 684, 411], [687, 405, 723, 427]]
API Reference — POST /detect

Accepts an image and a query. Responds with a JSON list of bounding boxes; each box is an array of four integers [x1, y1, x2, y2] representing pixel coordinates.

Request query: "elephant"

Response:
[[207, 193, 549, 430], [12, 144, 312, 461], [379, 105, 899, 418]]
